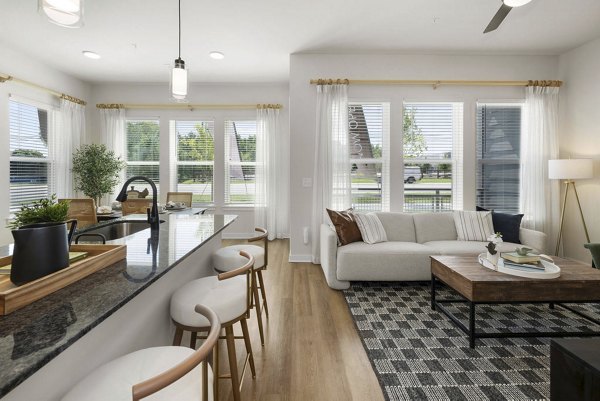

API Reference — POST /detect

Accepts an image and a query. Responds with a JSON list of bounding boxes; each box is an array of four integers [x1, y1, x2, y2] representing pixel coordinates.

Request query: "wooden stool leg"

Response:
[[257, 269, 269, 319], [173, 327, 183, 346], [225, 325, 241, 401], [213, 336, 219, 400], [190, 331, 197, 349], [251, 270, 265, 345], [240, 318, 256, 378]]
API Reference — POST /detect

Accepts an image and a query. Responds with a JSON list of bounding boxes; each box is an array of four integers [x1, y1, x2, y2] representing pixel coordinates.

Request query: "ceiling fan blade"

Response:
[[484, 4, 512, 33]]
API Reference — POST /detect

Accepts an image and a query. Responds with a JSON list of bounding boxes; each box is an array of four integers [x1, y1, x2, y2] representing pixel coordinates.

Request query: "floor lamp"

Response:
[[549, 159, 594, 256]]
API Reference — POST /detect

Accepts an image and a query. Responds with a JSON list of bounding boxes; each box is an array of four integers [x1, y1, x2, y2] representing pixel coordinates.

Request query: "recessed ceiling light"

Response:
[[503, 0, 532, 7], [82, 50, 100, 59], [209, 51, 225, 60]]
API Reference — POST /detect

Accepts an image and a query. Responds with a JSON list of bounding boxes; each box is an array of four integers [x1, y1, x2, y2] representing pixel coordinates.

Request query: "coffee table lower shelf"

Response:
[[431, 274, 600, 349]]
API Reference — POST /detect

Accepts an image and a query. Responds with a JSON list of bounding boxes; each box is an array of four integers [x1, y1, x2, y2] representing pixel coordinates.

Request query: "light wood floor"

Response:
[[213, 238, 384, 401]]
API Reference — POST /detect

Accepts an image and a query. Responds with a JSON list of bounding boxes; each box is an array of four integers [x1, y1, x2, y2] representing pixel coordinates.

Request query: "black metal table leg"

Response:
[[549, 302, 555, 309], [431, 274, 436, 311], [469, 302, 476, 348]]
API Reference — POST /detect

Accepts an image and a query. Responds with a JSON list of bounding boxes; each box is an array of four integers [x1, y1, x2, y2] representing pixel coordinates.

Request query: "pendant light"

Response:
[[171, 0, 188, 101], [39, 0, 83, 28]]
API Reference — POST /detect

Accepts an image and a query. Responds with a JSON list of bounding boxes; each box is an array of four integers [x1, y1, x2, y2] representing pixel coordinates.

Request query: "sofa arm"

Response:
[[520, 228, 547, 254], [320, 224, 350, 290]]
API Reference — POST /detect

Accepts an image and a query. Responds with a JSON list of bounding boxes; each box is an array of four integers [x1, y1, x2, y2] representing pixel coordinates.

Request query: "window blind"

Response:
[[476, 103, 522, 213], [175, 120, 215, 204], [9, 100, 51, 212], [403, 102, 463, 212], [348, 102, 390, 212], [126, 120, 160, 194], [224, 120, 257, 205]]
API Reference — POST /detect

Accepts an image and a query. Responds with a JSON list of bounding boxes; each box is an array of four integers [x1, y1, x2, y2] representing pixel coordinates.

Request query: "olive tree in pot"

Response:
[[71, 144, 126, 208]]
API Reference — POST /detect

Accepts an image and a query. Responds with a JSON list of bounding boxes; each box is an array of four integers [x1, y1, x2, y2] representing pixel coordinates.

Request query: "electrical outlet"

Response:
[[302, 178, 312, 187]]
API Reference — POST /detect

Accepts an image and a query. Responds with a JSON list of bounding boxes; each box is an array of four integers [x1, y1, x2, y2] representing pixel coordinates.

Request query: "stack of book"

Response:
[[501, 252, 544, 271]]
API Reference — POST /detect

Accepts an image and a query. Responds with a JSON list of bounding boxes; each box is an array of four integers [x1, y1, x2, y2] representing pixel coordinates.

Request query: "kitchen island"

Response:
[[0, 213, 236, 401]]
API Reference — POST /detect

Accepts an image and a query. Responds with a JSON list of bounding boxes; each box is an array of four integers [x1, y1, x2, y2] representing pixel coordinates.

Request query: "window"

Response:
[[403, 102, 463, 212], [225, 120, 257, 205], [348, 102, 390, 212], [9, 99, 52, 212], [126, 120, 160, 194], [476, 103, 522, 213], [174, 120, 215, 204]]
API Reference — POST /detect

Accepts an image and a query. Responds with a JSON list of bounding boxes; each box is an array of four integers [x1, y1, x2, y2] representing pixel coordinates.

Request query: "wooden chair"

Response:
[[121, 199, 153, 216], [167, 192, 193, 207], [170, 251, 256, 401], [59, 198, 97, 229], [62, 304, 220, 401], [212, 228, 269, 346]]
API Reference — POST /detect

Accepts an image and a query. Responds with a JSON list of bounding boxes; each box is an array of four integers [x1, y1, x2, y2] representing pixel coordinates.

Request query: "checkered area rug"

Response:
[[343, 282, 600, 401]]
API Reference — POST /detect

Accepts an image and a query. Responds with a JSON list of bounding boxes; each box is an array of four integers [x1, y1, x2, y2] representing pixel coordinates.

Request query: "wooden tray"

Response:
[[0, 244, 127, 315]]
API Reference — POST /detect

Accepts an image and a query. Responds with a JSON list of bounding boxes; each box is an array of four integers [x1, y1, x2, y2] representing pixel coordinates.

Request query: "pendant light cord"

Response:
[[178, 0, 181, 59]]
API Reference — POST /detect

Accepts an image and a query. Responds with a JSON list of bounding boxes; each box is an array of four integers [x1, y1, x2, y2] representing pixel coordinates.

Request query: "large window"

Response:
[[225, 120, 257, 205], [348, 102, 390, 212], [9, 99, 52, 212], [126, 120, 160, 194], [403, 102, 463, 212], [476, 103, 522, 213], [174, 120, 215, 204]]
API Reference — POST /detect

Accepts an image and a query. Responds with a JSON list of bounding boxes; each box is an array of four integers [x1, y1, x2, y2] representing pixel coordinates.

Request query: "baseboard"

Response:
[[288, 254, 312, 263]]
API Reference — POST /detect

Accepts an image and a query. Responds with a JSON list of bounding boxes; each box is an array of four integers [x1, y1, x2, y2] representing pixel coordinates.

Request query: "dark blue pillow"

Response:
[[476, 206, 524, 244]]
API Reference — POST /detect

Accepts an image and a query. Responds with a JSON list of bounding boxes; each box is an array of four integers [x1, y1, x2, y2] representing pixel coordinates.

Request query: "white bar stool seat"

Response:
[[213, 245, 265, 272], [170, 276, 247, 328], [62, 347, 213, 401]]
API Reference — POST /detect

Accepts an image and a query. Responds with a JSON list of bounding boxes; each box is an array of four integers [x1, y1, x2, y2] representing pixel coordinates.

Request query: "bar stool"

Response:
[[212, 228, 269, 345], [62, 305, 220, 401], [170, 251, 256, 401]]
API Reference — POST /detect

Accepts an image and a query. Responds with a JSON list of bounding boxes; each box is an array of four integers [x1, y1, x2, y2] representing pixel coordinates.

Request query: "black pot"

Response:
[[10, 220, 78, 286]]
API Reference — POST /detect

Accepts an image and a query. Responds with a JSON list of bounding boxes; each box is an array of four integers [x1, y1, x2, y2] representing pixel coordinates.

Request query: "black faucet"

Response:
[[115, 176, 160, 230]]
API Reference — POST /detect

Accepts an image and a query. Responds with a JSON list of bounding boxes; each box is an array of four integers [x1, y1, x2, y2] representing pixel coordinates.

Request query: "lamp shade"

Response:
[[548, 159, 594, 180], [40, 0, 83, 28]]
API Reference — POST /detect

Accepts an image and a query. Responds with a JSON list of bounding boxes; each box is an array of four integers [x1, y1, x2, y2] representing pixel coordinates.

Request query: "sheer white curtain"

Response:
[[255, 107, 289, 240], [100, 108, 126, 205], [52, 99, 85, 198], [520, 85, 560, 249], [311, 84, 350, 263]]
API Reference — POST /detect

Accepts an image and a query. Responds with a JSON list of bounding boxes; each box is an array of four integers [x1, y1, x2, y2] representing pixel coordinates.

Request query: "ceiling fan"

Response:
[[484, 0, 533, 33]]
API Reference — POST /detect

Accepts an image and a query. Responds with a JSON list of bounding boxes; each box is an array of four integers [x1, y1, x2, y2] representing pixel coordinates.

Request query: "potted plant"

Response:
[[486, 232, 503, 267], [8, 196, 77, 285], [71, 144, 126, 208]]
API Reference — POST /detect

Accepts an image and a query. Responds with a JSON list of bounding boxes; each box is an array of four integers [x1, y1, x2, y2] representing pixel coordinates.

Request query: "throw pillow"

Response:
[[476, 206, 524, 244], [353, 212, 388, 244], [326, 208, 362, 246], [453, 210, 494, 242]]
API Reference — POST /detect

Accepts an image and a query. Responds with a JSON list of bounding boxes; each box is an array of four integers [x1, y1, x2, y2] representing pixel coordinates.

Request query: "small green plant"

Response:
[[72, 144, 126, 206], [8, 195, 70, 230], [486, 241, 497, 255]]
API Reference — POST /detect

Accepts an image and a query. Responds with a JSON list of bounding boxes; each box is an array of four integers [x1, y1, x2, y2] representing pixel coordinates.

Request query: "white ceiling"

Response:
[[1, 0, 600, 83]]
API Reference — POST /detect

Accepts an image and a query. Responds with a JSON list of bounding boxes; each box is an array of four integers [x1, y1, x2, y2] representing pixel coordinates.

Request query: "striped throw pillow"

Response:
[[453, 211, 494, 242], [353, 212, 388, 244]]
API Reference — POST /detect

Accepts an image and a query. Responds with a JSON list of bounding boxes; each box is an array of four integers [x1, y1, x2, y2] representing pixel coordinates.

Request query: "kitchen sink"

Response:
[[76, 220, 164, 242]]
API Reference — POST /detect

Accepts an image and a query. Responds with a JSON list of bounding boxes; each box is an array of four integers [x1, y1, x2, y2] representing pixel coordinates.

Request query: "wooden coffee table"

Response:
[[430, 255, 600, 348]]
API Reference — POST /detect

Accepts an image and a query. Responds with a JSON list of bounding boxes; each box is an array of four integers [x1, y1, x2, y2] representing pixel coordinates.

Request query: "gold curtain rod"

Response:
[[309, 78, 563, 88], [96, 103, 283, 110], [0, 73, 87, 105]]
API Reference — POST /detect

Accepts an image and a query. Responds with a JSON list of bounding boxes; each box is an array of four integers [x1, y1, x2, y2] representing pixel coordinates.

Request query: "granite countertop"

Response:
[[0, 212, 236, 398]]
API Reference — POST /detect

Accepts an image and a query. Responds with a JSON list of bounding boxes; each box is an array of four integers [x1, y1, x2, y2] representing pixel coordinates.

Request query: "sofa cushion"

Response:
[[374, 212, 416, 242], [453, 210, 494, 241], [326, 208, 362, 246], [423, 240, 526, 255], [476, 206, 524, 244], [337, 241, 435, 281], [413, 212, 457, 243], [354, 212, 387, 244]]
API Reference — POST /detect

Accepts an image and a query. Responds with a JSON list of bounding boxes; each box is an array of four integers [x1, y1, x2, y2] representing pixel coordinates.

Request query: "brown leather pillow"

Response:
[[326, 208, 363, 246]]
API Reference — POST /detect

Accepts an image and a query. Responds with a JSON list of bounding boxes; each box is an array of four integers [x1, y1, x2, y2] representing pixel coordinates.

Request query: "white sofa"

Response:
[[320, 212, 547, 290]]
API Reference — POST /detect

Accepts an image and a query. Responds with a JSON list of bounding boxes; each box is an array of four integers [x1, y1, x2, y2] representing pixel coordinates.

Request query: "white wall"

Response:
[[0, 42, 92, 245], [289, 53, 560, 261], [558, 37, 600, 263], [90, 82, 289, 238]]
